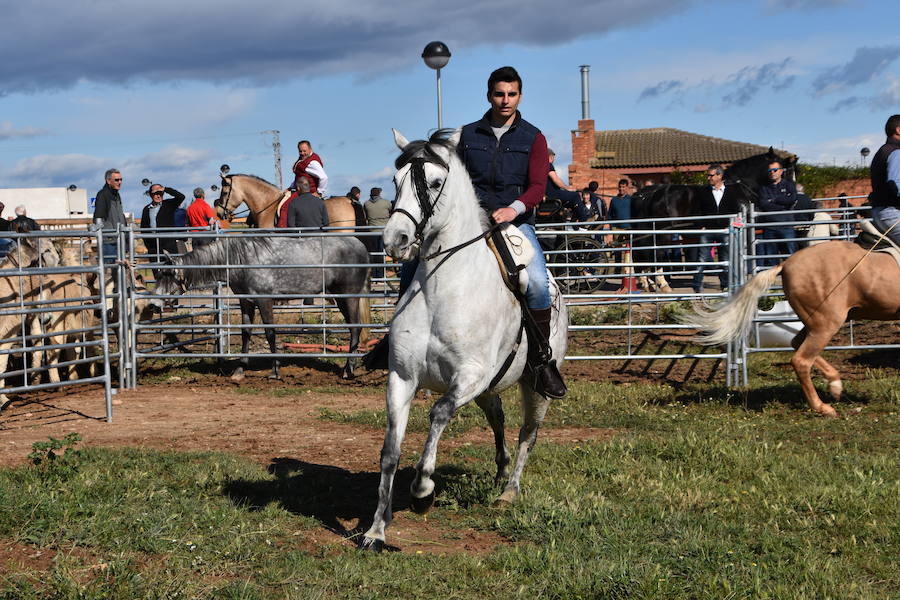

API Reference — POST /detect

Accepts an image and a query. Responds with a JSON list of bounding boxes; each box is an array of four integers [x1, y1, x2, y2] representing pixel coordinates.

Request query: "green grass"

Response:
[[1, 377, 897, 599]]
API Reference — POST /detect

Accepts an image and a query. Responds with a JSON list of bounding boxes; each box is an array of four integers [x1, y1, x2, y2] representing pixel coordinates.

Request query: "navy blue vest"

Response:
[[458, 111, 540, 226], [869, 138, 900, 208]]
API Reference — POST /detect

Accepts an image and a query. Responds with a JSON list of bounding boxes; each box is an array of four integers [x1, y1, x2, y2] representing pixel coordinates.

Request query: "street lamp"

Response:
[[860, 147, 870, 167], [422, 41, 451, 129]]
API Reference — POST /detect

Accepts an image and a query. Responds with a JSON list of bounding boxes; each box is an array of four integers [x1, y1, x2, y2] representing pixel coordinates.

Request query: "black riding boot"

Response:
[[528, 307, 567, 399]]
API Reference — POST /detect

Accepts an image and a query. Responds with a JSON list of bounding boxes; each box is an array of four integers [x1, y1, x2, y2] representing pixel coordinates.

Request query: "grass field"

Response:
[[0, 363, 897, 599]]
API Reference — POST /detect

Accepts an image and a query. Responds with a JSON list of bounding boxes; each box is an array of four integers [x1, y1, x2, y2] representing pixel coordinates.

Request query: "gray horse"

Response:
[[154, 235, 371, 379]]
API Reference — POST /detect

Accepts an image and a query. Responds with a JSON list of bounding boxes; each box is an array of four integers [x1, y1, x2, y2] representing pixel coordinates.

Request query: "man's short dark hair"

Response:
[[193, 187, 205, 198], [768, 159, 784, 169], [297, 178, 311, 193], [707, 164, 724, 175], [885, 114, 900, 136], [488, 66, 522, 93], [349, 186, 360, 195], [618, 178, 629, 186], [588, 181, 599, 192], [370, 187, 381, 197], [298, 140, 312, 148]]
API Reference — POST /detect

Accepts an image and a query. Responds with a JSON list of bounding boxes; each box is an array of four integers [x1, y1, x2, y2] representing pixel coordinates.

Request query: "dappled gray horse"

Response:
[[361, 129, 569, 551], [155, 236, 371, 379]]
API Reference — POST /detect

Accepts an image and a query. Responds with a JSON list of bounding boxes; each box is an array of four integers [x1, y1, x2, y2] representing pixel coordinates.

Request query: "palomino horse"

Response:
[[214, 174, 358, 231], [154, 236, 371, 380], [361, 129, 569, 551], [681, 240, 900, 417]]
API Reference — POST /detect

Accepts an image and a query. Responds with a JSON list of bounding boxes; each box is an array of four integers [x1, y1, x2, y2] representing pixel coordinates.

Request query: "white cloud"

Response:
[[0, 121, 48, 141]]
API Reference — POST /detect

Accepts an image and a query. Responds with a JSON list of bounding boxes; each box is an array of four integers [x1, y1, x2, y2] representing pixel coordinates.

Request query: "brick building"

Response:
[[568, 119, 795, 196]]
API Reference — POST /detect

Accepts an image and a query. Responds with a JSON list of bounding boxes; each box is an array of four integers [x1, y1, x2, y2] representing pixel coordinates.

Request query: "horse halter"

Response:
[[391, 156, 448, 247]]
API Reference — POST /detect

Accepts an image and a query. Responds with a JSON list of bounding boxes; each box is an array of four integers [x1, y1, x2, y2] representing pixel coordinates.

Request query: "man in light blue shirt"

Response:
[[869, 114, 900, 245]]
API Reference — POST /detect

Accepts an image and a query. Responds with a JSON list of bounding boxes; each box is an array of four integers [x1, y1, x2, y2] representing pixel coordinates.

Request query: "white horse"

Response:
[[361, 129, 569, 551]]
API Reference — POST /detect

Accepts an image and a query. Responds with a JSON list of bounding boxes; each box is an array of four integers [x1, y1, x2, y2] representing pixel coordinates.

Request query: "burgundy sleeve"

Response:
[[518, 132, 550, 210]]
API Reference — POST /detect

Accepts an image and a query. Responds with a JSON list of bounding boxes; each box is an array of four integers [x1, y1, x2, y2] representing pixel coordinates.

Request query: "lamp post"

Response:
[[860, 146, 870, 167], [422, 41, 451, 129]]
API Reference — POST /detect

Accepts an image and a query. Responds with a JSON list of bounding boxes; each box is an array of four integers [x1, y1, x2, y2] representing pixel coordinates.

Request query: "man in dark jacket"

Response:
[[366, 66, 565, 398], [757, 159, 799, 266], [688, 164, 742, 292], [285, 178, 329, 229], [93, 168, 128, 261], [10, 205, 40, 233], [869, 114, 900, 245], [140, 183, 185, 257]]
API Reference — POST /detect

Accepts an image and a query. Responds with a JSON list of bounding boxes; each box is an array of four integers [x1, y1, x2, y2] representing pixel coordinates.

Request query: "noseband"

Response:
[[215, 177, 235, 220], [391, 157, 448, 247]]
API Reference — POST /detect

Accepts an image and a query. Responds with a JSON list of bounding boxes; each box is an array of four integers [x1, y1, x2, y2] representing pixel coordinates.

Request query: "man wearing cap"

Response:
[[140, 183, 185, 257]]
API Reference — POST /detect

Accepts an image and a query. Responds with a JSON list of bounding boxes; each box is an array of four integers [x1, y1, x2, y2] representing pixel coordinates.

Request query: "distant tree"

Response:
[[795, 164, 868, 198]]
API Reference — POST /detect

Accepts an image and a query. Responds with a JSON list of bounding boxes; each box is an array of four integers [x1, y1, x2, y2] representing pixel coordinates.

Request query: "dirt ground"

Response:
[[0, 320, 896, 554]]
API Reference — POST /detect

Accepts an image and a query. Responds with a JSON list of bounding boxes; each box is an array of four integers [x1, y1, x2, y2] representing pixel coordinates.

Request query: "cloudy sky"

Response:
[[0, 0, 896, 213]]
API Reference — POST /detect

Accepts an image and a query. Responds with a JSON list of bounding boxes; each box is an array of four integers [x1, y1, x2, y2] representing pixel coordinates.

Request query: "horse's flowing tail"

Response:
[[358, 295, 371, 345], [680, 265, 783, 346]]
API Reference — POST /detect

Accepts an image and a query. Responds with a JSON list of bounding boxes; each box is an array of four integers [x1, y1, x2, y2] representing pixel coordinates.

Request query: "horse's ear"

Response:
[[447, 127, 462, 149], [392, 128, 410, 150]]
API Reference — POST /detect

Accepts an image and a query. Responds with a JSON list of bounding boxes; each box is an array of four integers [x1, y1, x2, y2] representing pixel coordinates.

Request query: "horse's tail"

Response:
[[680, 265, 783, 346], [357, 294, 371, 345]]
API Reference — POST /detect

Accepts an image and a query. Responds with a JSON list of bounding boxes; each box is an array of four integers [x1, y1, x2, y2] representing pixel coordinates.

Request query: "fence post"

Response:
[[96, 227, 114, 422]]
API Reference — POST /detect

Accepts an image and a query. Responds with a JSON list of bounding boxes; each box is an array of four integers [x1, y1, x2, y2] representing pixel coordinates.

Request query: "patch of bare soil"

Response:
[[0, 319, 895, 555]]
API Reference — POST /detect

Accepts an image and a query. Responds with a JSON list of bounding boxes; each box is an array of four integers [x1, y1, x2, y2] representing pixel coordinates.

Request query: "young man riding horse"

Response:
[[365, 66, 566, 398], [870, 114, 900, 245]]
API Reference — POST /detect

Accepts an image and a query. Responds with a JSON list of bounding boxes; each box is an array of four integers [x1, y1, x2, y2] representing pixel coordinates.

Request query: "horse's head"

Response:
[[384, 128, 461, 262], [151, 251, 186, 311], [214, 174, 236, 222]]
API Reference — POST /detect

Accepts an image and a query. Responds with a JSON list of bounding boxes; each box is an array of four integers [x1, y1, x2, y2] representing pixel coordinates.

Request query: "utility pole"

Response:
[[263, 130, 283, 188]]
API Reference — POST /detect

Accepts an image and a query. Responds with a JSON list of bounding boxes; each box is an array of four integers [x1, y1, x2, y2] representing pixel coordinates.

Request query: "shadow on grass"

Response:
[[140, 355, 347, 380], [222, 458, 469, 551]]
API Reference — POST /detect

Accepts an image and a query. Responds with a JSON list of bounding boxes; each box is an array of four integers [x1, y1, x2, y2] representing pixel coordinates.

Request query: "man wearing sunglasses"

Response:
[[140, 183, 186, 259], [757, 160, 799, 266], [93, 168, 128, 262]]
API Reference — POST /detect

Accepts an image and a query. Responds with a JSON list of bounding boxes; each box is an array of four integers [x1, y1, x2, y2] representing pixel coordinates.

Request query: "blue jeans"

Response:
[[872, 205, 900, 246], [685, 233, 728, 291], [760, 226, 798, 267], [399, 222, 552, 310]]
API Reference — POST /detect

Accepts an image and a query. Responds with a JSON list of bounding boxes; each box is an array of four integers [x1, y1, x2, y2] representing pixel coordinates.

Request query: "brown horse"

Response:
[[682, 241, 900, 417], [214, 174, 358, 231]]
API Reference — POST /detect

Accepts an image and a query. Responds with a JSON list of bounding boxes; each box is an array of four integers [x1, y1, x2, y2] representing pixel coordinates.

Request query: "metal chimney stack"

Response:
[[579, 65, 590, 120]]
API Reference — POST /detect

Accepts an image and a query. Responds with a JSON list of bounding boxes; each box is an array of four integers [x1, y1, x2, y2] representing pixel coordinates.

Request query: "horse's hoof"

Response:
[[359, 537, 384, 553], [493, 489, 518, 507], [230, 372, 245, 382], [409, 491, 435, 515]]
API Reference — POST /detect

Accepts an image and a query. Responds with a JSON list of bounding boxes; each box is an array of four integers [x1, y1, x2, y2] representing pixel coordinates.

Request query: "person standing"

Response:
[[606, 179, 636, 292], [757, 159, 799, 266], [366, 66, 565, 398], [363, 187, 391, 251], [10, 205, 40, 233], [186, 187, 222, 249], [93, 168, 128, 262], [687, 164, 742, 293], [140, 183, 185, 257], [285, 178, 329, 229], [869, 114, 900, 245]]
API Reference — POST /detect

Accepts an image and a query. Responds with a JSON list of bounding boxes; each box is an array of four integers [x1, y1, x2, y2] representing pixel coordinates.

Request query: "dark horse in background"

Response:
[[629, 148, 798, 292]]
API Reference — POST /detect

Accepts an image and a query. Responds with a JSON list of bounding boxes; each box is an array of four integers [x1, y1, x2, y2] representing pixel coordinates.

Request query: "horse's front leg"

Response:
[[361, 370, 417, 551], [231, 299, 256, 381], [474, 392, 510, 486], [257, 299, 280, 379], [410, 372, 487, 514]]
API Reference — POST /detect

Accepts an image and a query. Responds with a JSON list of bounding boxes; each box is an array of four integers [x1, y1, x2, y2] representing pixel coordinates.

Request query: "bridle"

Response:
[[390, 156, 449, 250], [214, 176, 237, 220]]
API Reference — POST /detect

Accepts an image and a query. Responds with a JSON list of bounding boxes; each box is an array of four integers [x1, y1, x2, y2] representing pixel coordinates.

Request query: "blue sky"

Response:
[[0, 0, 896, 214]]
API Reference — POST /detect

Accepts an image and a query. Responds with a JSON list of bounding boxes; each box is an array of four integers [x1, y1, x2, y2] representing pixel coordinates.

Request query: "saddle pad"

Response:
[[486, 224, 535, 295], [855, 220, 900, 269]]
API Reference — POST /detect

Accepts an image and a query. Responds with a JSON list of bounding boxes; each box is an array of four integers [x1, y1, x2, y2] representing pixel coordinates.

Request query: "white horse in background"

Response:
[[361, 129, 569, 551]]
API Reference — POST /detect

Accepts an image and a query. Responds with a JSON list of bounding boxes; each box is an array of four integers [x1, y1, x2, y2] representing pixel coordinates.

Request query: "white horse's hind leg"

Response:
[[474, 393, 510, 486], [496, 383, 551, 506], [410, 373, 487, 514], [361, 371, 417, 551]]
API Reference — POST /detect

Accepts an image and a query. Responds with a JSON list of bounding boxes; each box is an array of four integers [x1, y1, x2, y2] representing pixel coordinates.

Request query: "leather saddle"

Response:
[[486, 223, 535, 296]]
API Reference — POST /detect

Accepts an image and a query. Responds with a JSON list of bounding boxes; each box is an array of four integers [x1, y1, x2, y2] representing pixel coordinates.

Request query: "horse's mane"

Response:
[[179, 237, 276, 286], [231, 173, 278, 189], [394, 129, 458, 170], [395, 129, 491, 233]]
